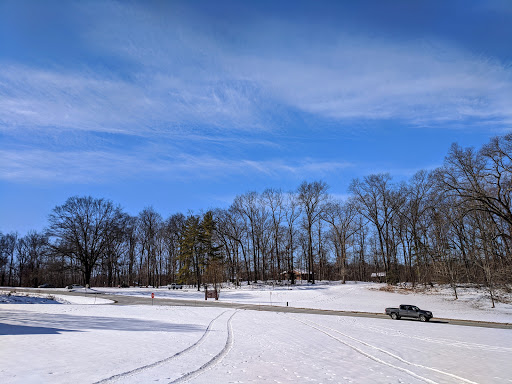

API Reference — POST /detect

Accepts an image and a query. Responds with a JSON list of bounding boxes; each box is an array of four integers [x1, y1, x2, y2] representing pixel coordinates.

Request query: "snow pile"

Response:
[[0, 290, 114, 305], [0, 291, 60, 304]]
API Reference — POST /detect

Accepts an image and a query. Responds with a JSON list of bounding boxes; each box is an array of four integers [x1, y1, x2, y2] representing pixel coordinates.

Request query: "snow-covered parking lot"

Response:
[[1, 283, 511, 383]]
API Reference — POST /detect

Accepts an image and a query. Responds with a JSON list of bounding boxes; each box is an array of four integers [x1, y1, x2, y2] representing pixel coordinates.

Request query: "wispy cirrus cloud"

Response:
[[88, 1, 512, 129], [1, 1, 511, 185], [0, 148, 352, 183], [2, 2, 511, 140], [227, 36, 512, 128], [4, 1, 510, 141], [0, 64, 266, 136]]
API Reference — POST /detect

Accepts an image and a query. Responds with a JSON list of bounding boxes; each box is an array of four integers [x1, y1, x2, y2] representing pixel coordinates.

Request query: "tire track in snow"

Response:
[[290, 315, 478, 384], [170, 310, 237, 384], [337, 317, 512, 352], [94, 310, 229, 384]]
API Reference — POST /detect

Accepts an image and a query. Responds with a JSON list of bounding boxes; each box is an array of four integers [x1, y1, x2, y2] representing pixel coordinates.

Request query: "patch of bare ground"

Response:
[[494, 290, 512, 304], [372, 284, 440, 294]]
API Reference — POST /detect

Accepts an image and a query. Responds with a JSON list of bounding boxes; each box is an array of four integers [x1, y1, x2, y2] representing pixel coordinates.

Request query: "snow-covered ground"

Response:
[[1, 283, 511, 383], [0, 290, 114, 305], [93, 281, 512, 323]]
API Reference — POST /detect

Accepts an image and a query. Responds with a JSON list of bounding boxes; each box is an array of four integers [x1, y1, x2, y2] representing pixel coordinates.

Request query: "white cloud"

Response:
[[0, 64, 265, 136], [227, 37, 512, 127], [1, 4, 510, 140], [2, 2, 511, 185], [0, 148, 352, 183]]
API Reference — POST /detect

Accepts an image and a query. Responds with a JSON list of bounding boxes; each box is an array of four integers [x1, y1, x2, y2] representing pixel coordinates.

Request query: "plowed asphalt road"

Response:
[[6, 287, 512, 329]]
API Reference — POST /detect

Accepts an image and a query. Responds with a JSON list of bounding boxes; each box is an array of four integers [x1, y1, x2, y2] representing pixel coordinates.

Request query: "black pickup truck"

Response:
[[385, 304, 433, 322]]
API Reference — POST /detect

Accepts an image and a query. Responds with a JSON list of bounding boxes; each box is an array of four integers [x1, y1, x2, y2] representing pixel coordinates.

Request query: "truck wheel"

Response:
[[391, 313, 399, 320], [419, 315, 426, 322]]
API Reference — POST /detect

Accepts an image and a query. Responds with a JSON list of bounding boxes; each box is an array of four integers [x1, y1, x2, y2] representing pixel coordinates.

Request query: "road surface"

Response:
[[7, 287, 512, 329]]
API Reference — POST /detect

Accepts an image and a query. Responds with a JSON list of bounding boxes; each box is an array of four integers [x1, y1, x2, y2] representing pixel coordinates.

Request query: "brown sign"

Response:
[[205, 288, 219, 300]]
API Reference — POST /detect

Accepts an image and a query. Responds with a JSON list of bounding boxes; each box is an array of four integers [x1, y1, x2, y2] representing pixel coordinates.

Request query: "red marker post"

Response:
[[151, 292, 154, 305]]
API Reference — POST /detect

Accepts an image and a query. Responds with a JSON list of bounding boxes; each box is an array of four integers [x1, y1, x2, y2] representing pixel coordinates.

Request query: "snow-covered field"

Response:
[[94, 281, 512, 323], [1, 282, 511, 383]]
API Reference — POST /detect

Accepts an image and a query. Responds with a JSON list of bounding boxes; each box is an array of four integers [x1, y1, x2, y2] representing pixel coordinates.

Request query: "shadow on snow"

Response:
[[0, 323, 80, 335], [0, 310, 205, 334]]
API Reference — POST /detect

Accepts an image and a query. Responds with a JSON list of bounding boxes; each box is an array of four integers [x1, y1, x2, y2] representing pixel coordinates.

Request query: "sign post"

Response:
[[151, 292, 154, 305], [205, 287, 219, 300]]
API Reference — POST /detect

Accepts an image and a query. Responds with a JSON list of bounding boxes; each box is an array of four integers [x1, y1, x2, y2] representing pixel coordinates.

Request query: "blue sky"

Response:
[[1, 0, 511, 234]]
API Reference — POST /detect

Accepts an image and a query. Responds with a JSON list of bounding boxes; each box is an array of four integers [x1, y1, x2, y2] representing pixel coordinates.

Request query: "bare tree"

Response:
[[401, 170, 437, 285], [233, 192, 262, 282], [262, 188, 285, 281], [438, 140, 512, 236], [350, 174, 405, 283], [0, 232, 17, 286], [223, 206, 252, 285], [137, 207, 163, 287], [214, 208, 239, 285], [435, 137, 512, 304], [163, 213, 185, 284], [284, 192, 301, 284], [16, 231, 48, 287], [323, 199, 359, 283], [47, 196, 124, 286], [297, 181, 329, 284], [127, 215, 138, 286]]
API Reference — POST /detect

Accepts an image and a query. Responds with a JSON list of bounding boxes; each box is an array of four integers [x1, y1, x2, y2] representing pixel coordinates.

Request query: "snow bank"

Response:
[[0, 290, 114, 305]]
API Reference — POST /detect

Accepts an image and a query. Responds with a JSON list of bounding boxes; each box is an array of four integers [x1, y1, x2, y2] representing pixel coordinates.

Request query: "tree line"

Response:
[[1, 135, 512, 305]]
